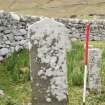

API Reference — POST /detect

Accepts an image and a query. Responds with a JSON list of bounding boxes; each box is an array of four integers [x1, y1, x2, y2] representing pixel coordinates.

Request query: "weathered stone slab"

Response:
[[29, 18, 70, 105], [88, 48, 102, 93]]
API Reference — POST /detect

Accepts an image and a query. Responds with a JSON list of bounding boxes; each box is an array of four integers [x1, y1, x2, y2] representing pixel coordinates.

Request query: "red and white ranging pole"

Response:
[[83, 23, 90, 105]]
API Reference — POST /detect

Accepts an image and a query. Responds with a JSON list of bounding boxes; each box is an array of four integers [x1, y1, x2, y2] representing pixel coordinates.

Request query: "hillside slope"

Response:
[[0, 0, 105, 17]]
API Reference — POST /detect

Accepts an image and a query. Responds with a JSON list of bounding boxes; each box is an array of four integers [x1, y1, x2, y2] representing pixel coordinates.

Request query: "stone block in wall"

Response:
[[88, 48, 102, 93], [29, 18, 70, 105]]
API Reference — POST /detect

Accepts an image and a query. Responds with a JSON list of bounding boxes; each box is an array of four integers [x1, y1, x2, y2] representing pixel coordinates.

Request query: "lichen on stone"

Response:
[[29, 18, 71, 102]]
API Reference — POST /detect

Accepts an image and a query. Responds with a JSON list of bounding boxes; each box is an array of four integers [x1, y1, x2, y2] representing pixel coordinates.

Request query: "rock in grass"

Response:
[[0, 90, 4, 96], [28, 103, 32, 105], [0, 48, 9, 56], [0, 56, 3, 62]]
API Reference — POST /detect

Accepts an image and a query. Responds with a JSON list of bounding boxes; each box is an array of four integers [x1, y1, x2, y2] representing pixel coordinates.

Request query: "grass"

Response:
[[80, 15, 97, 20], [67, 41, 105, 105], [67, 41, 84, 86], [6, 49, 30, 82], [0, 49, 31, 105], [0, 41, 105, 105]]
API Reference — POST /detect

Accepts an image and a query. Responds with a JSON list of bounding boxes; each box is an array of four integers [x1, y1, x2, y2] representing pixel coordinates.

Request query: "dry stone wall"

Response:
[[0, 11, 40, 61], [56, 18, 105, 41], [0, 11, 105, 61]]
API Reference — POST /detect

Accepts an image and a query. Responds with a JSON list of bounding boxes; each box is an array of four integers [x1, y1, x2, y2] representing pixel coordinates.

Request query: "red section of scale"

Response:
[[85, 23, 90, 65]]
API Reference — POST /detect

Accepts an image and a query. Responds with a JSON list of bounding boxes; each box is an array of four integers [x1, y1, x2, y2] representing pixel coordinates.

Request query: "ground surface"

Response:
[[0, 0, 105, 17]]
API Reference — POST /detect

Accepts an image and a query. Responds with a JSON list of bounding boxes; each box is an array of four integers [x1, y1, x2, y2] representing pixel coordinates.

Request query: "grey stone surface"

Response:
[[0, 48, 9, 56], [88, 48, 102, 93], [29, 18, 70, 105], [19, 29, 27, 35]]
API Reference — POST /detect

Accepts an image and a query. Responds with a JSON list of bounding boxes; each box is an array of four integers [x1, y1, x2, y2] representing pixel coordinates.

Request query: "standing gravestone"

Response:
[[28, 18, 70, 105], [88, 48, 102, 93]]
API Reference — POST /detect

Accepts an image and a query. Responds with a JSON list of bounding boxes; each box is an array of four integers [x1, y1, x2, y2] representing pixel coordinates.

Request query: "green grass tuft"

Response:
[[0, 49, 31, 105], [67, 41, 84, 86], [6, 49, 30, 82]]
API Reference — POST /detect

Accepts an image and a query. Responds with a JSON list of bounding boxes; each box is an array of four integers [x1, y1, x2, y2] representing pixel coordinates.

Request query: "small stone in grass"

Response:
[[0, 90, 4, 96], [46, 97, 52, 102], [0, 56, 3, 62]]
